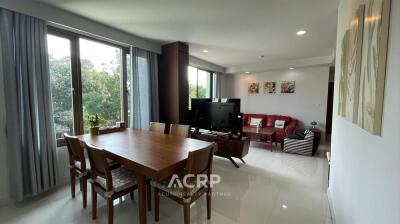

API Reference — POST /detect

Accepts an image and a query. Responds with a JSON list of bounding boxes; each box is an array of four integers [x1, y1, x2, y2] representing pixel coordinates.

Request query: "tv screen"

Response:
[[210, 103, 236, 132], [191, 98, 212, 129], [191, 98, 242, 135]]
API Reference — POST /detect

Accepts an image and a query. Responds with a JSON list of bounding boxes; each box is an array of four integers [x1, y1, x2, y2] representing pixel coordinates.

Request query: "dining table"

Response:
[[77, 128, 213, 224]]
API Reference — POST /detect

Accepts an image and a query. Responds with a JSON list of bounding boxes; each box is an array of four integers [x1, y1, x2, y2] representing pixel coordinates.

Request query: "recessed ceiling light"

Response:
[[289, 67, 295, 70], [202, 49, 209, 53], [282, 204, 288, 209], [296, 30, 307, 36], [245, 71, 250, 74]]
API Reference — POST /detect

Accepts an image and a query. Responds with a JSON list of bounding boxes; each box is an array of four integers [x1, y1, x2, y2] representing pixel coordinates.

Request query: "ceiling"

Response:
[[39, 0, 339, 68]]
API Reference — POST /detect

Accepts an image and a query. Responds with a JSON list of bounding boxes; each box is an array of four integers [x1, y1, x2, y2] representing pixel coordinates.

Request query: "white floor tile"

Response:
[[0, 142, 332, 224]]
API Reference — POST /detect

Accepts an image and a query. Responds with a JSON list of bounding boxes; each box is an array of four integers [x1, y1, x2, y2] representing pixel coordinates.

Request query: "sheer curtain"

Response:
[[213, 72, 222, 98], [129, 47, 159, 130], [0, 8, 57, 201]]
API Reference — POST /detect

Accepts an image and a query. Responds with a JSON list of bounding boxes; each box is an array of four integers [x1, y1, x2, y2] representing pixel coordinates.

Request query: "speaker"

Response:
[[230, 112, 243, 139]]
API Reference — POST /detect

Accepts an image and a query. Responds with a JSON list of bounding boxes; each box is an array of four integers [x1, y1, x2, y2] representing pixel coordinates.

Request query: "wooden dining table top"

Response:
[[77, 128, 213, 181]]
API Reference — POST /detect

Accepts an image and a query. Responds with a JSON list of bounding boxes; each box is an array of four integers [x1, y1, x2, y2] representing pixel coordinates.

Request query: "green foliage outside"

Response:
[[49, 54, 121, 138], [188, 84, 208, 108]]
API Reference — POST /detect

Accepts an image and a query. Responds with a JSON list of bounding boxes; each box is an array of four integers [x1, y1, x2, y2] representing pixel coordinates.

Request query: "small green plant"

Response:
[[88, 114, 104, 128]]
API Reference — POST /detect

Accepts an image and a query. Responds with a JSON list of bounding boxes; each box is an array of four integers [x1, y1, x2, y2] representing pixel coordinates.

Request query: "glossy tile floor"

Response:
[[0, 142, 332, 224]]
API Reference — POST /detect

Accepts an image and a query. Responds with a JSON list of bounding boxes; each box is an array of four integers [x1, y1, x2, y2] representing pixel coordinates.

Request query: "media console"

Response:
[[191, 130, 250, 168]]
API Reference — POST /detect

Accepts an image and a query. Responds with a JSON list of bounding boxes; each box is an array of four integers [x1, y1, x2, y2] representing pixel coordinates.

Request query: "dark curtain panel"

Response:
[[0, 8, 57, 201]]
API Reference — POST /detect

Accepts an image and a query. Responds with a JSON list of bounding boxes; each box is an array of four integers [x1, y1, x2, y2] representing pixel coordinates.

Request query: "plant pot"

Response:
[[90, 127, 99, 135]]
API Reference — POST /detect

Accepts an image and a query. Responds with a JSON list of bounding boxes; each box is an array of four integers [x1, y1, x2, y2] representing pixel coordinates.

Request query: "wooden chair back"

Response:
[[169, 124, 190, 138], [149, 122, 166, 134], [85, 143, 113, 191], [186, 143, 216, 177], [64, 133, 86, 170]]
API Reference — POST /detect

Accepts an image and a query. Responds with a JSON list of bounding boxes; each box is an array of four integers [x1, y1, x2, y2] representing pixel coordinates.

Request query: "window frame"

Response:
[[188, 65, 214, 100], [47, 26, 130, 146]]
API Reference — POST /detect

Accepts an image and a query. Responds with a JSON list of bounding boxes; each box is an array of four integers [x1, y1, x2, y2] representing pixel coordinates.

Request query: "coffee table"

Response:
[[242, 126, 276, 151]]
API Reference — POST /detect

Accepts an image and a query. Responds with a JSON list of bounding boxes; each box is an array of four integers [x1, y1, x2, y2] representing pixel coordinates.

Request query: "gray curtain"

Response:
[[129, 47, 159, 130], [0, 8, 57, 201], [213, 72, 222, 98]]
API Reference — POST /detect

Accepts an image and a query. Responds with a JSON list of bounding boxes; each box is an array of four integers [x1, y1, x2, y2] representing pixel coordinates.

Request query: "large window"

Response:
[[48, 34, 74, 139], [79, 38, 122, 132], [47, 28, 129, 144], [188, 66, 214, 108]]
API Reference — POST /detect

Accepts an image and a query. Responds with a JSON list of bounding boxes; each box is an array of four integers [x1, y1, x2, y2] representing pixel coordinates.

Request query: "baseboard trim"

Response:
[[327, 187, 336, 224]]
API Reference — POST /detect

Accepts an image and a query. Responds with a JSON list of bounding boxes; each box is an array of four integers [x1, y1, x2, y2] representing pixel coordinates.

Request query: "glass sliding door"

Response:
[[47, 34, 74, 139], [79, 38, 122, 132], [197, 69, 211, 98], [187, 66, 213, 108]]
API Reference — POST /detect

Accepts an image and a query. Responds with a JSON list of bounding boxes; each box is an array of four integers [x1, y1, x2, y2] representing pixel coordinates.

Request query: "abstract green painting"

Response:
[[346, 5, 365, 123], [338, 5, 365, 123], [358, 0, 391, 135], [338, 30, 350, 118]]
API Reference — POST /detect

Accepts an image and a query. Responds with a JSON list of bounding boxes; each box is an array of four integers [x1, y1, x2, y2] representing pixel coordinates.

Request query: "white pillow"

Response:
[[250, 118, 262, 126], [274, 120, 286, 129]]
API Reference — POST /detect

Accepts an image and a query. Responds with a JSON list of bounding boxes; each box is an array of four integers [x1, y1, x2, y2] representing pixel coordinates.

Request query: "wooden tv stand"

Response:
[[191, 131, 250, 168]]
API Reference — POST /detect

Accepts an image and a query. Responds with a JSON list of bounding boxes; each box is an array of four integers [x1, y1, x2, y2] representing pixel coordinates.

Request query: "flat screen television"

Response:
[[191, 98, 212, 129], [191, 98, 242, 135]]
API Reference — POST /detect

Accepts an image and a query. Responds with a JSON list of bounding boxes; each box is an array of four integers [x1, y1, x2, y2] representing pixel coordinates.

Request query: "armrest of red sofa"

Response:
[[285, 119, 297, 135]]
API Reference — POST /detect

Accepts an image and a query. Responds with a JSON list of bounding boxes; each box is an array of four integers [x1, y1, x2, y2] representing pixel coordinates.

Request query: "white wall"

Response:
[[329, 0, 400, 224], [225, 67, 330, 138], [220, 73, 236, 98]]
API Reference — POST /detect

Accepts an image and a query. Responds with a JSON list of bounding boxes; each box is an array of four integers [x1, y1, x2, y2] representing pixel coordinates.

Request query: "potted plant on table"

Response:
[[88, 114, 104, 135]]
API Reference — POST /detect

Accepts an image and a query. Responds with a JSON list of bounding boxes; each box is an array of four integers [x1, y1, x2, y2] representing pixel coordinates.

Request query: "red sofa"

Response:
[[242, 114, 298, 142]]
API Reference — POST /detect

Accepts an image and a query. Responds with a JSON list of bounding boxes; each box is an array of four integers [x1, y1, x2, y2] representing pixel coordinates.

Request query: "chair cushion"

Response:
[[74, 159, 90, 170], [151, 171, 201, 202], [75, 159, 118, 171], [95, 167, 137, 194]]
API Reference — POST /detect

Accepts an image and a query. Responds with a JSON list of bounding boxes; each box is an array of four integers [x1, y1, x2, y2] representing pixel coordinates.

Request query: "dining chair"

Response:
[[169, 124, 190, 138], [149, 122, 166, 134], [151, 143, 217, 224], [85, 143, 139, 224], [64, 133, 122, 208], [64, 133, 90, 208]]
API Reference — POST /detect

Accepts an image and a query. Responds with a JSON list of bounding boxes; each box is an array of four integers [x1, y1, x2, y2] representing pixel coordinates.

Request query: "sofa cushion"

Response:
[[265, 116, 276, 127], [243, 113, 297, 142], [274, 120, 286, 129], [249, 117, 263, 126], [266, 115, 290, 126], [267, 115, 292, 127], [244, 114, 266, 127], [274, 115, 291, 123]]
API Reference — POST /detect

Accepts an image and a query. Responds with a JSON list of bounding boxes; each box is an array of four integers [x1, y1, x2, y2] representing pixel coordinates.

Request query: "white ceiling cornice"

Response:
[[226, 54, 335, 74], [189, 56, 226, 73]]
